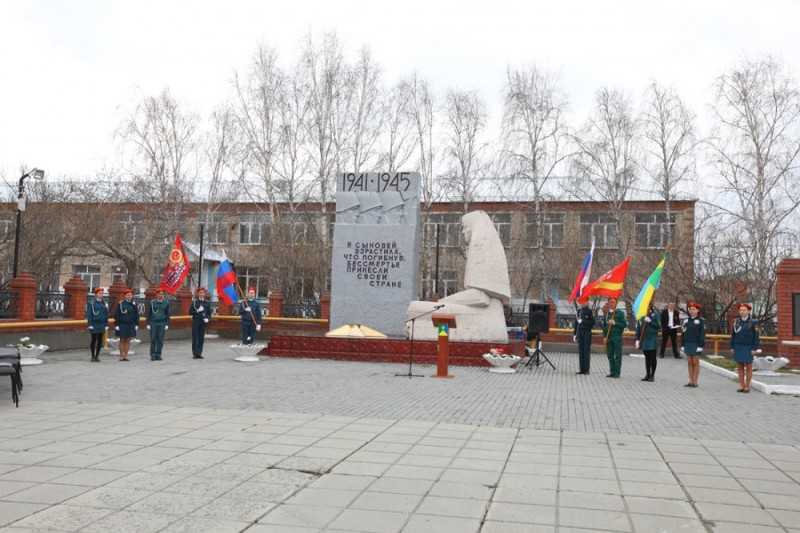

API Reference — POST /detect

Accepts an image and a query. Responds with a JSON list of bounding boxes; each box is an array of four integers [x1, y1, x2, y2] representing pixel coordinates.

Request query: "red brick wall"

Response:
[[776, 259, 800, 367]]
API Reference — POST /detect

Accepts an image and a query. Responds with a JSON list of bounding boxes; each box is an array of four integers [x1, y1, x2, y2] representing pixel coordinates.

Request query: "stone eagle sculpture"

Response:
[[406, 210, 511, 343]]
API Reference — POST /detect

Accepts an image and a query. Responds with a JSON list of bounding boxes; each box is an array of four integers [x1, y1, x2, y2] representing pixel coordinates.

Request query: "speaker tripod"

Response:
[[523, 333, 556, 370]]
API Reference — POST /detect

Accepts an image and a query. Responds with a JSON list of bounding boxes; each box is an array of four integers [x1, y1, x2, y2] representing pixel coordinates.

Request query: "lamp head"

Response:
[[30, 169, 45, 180]]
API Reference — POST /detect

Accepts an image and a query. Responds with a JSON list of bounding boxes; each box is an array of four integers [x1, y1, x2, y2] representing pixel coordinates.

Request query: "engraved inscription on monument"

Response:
[[330, 172, 420, 337]]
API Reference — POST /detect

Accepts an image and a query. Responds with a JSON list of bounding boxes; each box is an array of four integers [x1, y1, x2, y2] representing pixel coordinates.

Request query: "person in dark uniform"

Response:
[[85, 287, 109, 362], [730, 302, 761, 393], [681, 301, 705, 387], [573, 301, 595, 374], [602, 298, 627, 378], [114, 288, 139, 362], [660, 302, 681, 358], [635, 302, 661, 382], [147, 288, 170, 361], [190, 287, 212, 359], [239, 287, 262, 345]]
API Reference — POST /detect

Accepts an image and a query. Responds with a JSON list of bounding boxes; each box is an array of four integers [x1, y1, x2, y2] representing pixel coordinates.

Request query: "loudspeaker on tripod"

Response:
[[528, 303, 550, 338]]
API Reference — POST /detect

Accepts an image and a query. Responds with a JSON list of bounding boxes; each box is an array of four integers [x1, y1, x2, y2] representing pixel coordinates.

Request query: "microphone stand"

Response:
[[395, 305, 445, 379]]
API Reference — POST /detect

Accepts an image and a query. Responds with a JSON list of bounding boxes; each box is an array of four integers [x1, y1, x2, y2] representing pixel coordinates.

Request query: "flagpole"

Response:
[[197, 223, 205, 289]]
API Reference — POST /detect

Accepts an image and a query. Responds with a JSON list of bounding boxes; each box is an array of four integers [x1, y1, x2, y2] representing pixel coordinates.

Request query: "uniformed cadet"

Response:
[[85, 287, 109, 362], [730, 302, 761, 393], [573, 300, 595, 374], [602, 297, 627, 378], [635, 302, 661, 382], [682, 301, 705, 388], [147, 288, 171, 361], [190, 287, 212, 359], [114, 288, 139, 362], [239, 287, 263, 345]]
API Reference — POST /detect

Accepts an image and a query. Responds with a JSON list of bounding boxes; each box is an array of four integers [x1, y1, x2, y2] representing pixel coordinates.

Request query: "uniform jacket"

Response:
[[730, 317, 760, 350], [573, 307, 595, 335], [85, 299, 109, 332], [147, 299, 171, 326], [681, 316, 705, 349], [114, 300, 140, 338], [239, 299, 262, 325], [636, 310, 661, 351], [602, 309, 627, 340], [190, 299, 213, 323]]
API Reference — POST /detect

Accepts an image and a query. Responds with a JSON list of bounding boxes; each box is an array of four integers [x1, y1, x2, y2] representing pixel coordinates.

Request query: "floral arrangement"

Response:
[[13, 337, 45, 350]]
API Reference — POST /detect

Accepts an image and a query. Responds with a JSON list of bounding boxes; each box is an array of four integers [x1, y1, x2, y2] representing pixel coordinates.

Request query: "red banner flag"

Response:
[[578, 257, 631, 303], [159, 234, 191, 294]]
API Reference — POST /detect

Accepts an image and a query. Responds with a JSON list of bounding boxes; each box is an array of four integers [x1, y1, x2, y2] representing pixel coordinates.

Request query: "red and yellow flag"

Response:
[[578, 257, 631, 303], [159, 234, 191, 294]]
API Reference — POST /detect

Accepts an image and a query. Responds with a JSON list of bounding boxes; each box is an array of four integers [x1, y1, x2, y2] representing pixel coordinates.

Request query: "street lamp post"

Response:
[[12, 168, 45, 279]]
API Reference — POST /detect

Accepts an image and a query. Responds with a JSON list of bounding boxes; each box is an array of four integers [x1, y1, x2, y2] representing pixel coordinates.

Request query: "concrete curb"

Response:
[[699, 359, 800, 396]]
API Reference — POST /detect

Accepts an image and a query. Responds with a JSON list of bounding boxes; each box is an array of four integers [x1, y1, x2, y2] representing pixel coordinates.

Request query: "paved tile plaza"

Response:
[[0, 340, 799, 532]]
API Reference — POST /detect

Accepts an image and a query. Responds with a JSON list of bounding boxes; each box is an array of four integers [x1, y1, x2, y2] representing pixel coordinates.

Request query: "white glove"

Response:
[[115, 326, 120, 332], [696, 347, 703, 353], [105, 326, 108, 330], [198, 306, 204, 312], [577, 319, 582, 324], [644, 317, 652, 323], [203, 318, 209, 323], [135, 326, 138, 331], [572, 336, 577, 343], [87, 326, 92, 331], [165, 325, 169, 331], [754, 348, 762, 354], [146, 325, 150, 330], [256, 325, 261, 332], [635, 341, 640, 349], [244, 306, 251, 312]]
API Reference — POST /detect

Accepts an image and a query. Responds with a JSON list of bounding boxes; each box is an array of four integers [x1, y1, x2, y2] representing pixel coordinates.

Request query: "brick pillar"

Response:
[[63, 275, 88, 320], [108, 278, 128, 314], [176, 287, 192, 315], [269, 290, 284, 318], [10, 272, 37, 321], [546, 297, 557, 330], [320, 292, 331, 320], [776, 259, 800, 368]]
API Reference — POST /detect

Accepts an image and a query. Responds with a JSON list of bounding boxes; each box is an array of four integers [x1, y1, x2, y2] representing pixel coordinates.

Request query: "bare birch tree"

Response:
[[441, 89, 488, 212], [501, 66, 570, 300], [401, 73, 437, 208], [378, 83, 416, 173], [570, 88, 640, 259], [706, 57, 800, 320], [640, 81, 697, 243]]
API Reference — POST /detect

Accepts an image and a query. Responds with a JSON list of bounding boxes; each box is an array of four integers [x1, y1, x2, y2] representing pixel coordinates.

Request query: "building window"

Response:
[[526, 212, 564, 248], [205, 213, 227, 245], [239, 267, 269, 298], [424, 213, 463, 248], [490, 213, 512, 247], [0, 218, 13, 242], [580, 213, 618, 248], [279, 213, 310, 245], [73, 265, 101, 292], [239, 213, 271, 245], [422, 269, 459, 299], [120, 212, 144, 243], [112, 266, 127, 285], [635, 212, 676, 249]]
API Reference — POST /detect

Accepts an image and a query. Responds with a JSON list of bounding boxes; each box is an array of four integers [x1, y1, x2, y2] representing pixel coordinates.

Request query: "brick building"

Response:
[[1, 199, 696, 307]]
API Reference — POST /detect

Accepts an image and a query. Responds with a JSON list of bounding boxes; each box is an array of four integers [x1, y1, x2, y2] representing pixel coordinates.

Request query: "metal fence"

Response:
[[283, 298, 321, 319], [36, 292, 68, 318]]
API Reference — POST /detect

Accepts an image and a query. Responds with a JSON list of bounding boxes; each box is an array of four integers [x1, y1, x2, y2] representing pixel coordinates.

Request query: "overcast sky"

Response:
[[1, 0, 799, 182]]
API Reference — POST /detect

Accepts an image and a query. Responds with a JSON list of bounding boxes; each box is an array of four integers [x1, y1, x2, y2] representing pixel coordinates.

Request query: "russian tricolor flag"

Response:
[[216, 259, 239, 306], [568, 239, 594, 303]]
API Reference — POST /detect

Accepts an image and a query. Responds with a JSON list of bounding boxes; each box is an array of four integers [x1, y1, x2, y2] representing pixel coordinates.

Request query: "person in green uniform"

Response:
[[681, 301, 705, 388], [146, 288, 171, 361], [730, 302, 760, 393], [635, 302, 661, 382], [85, 287, 109, 363], [573, 301, 595, 375], [602, 297, 627, 378], [114, 289, 139, 362]]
